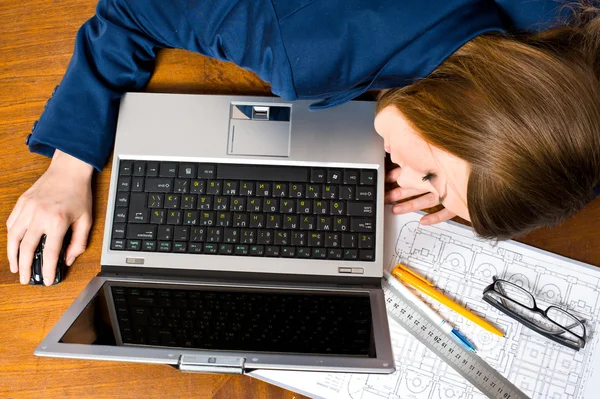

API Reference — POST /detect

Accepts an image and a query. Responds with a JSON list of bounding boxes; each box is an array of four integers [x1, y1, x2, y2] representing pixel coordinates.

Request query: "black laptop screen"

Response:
[[60, 282, 375, 358]]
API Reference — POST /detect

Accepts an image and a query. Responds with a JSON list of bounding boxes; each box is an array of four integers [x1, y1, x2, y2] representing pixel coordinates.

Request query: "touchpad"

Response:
[[228, 105, 291, 157]]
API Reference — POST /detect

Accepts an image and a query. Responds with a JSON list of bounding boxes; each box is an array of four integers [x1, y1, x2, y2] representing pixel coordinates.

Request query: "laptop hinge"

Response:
[[178, 355, 245, 374]]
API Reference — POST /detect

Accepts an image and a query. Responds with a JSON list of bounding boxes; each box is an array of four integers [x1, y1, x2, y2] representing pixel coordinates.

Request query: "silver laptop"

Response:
[[35, 92, 395, 375]]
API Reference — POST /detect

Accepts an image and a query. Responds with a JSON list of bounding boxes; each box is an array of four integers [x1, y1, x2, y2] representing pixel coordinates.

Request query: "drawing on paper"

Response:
[[251, 211, 600, 399]]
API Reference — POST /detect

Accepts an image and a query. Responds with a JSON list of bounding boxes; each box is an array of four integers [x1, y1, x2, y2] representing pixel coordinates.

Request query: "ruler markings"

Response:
[[383, 277, 529, 399]]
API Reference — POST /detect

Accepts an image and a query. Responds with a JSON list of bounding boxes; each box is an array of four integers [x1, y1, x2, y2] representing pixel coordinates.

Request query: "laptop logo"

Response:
[[126, 257, 144, 264]]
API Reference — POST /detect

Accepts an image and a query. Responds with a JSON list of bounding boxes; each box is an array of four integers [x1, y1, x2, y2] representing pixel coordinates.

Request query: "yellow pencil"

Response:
[[392, 264, 504, 337]]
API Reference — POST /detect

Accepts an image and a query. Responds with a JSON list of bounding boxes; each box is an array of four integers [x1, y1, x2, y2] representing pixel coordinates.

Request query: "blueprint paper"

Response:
[[251, 209, 600, 399]]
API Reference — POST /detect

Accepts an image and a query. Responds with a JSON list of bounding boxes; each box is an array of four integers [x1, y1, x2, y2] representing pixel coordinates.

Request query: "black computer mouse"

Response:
[[29, 231, 71, 286]]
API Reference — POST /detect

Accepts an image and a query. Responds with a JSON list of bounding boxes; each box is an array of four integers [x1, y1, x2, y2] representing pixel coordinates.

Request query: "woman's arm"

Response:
[[29, 0, 201, 170]]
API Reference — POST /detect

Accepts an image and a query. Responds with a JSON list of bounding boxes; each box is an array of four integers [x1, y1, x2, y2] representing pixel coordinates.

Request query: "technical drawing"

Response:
[[251, 211, 600, 399]]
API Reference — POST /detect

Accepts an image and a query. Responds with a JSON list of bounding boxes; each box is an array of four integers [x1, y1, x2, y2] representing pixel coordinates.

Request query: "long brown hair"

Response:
[[377, 4, 600, 239]]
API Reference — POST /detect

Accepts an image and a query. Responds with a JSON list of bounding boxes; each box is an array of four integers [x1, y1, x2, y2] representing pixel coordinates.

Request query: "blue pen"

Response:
[[384, 271, 477, 353]]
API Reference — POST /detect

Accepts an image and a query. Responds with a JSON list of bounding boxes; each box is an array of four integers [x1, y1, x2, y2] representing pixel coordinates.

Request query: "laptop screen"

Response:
[[59, 282, 376, 358]]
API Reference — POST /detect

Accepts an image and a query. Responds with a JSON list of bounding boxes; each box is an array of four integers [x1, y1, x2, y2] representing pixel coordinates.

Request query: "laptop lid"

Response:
[[35, 93, 395, 374]]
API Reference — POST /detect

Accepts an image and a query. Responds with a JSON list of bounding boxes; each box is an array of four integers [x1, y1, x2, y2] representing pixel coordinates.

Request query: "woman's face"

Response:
[[374, 105, 471, 222]]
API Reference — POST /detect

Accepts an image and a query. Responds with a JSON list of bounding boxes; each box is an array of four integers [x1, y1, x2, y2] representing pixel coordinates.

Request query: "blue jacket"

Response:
[[27, 0, 566, 171]]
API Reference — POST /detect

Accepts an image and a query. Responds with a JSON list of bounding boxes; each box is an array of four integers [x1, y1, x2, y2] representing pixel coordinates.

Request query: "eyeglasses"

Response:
[[482, 276, 586, 351]]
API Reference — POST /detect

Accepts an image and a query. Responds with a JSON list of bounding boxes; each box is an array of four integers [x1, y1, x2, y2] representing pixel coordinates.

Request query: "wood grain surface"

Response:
[[0, 1, 303, 398], [1, 1, 599, 399]]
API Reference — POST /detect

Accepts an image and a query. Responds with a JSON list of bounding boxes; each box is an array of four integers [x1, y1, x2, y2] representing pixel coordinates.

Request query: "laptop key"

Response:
[[347, 202, 374, 217], [166, 210, 182, 225], [312, 248, 327, 259], [157, 225, 173, 240], [112, 223, 126, 239], [159, 162, 178, 177], [327, 170, 342, 184], [351, 218, 374, 232], [188, 242, 203, 253], [344, 249, 358, 260], [111, 239, 126, 250], [197, 164, 215, 179], [173, 226, 189, 241], [146, 161, 159, 177], [249, 245, 264, 256], [234, 244, 249, 255], [218, 164, 308, 182], [190, 227, 205, 242], [145, 178, 173, 192], [143, 241, 157, 251], [343, 170, 359, 184], [190, 179, 205, 194], [360, 170, 376, 185], [116, 192, 129, 206], [158, 241, 172, 252], [126, 240, 141, 251], [355, 186, 375, 201], [265, 246, 280, 257], [204, 243, 218, 254], [147, 193, 163, 208], [128, 192, 147, 221], [358, 233, 374, 249], [173, 242, 187, 253], [296, 247, 311, 258], [117, 177, 131, 191], [126, 224, 156, 240], [339, 186, 354, 200], [174, 179, 189, 193], [359, 250, 375, 261], [119, 160, 133, 176], [165, 194, 180, 209], [150, 210, 165, 224], [281, 246, 295, 257], [206, 180, 222, 195], [219, 244, 233, 254], [310, 169, 325, 183], [207, 227, 222, 242], [328, 248, 342, 259], [179, 163, 196, 178]]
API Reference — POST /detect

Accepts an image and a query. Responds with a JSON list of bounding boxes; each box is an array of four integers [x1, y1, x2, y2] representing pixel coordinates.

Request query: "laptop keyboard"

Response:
[[112, 285, 373, 355], [110, 160, 377, 261]]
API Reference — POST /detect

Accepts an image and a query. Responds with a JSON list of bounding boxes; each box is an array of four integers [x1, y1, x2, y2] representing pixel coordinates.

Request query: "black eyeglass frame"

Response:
[[482, 276, 586, 351]]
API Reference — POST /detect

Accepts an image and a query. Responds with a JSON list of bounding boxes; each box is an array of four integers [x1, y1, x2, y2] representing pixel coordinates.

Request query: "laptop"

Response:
[[35, 92, 395, 375]]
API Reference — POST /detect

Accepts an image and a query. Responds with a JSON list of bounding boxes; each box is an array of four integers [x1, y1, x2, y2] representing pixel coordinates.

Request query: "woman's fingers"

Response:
[[385, 167, 403, 183], [18, 227, 44, 284], [65, 215, 92, 266], [6, 195, 25, 231], [384, 186, 428, 203], [42, 228, 69, 285], [420, 208, 456, 226], [6, 200, 35, 274], [391, 192, 439, 214], [6, 219, 27, 274]]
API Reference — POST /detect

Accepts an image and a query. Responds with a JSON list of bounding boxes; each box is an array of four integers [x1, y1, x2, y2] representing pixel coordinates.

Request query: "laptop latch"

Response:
[[178, 355, 245, 374]]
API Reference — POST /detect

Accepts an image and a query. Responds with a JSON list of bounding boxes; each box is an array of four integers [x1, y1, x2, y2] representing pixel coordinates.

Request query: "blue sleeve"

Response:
[[493, 0, 568, 31], [28, 0, 292, 171]]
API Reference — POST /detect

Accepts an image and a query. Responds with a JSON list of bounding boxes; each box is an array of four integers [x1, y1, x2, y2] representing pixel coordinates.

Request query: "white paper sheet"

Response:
[[251, 209, 600, 399]]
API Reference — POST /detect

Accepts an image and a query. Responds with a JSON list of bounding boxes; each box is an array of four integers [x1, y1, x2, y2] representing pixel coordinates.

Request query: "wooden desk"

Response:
[[1, 1, 599, 398], [0, 1, 306, 398]]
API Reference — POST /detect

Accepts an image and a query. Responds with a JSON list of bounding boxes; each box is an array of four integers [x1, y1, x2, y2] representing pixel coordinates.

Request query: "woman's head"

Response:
[[375, 8, 600, 239]]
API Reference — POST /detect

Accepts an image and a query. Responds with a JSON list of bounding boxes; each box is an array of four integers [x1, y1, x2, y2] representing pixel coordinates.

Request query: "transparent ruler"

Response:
[[382, 275, 529, 399]]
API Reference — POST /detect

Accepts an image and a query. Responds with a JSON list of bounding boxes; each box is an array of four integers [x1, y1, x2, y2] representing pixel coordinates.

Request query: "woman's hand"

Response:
[[384, 166, 456, 225], [6, 150, 94, 285]]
